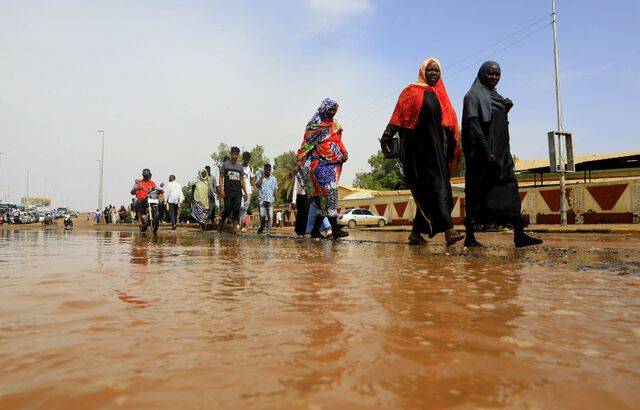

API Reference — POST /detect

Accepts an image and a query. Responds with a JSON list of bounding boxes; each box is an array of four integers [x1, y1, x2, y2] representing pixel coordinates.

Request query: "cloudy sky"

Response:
[[1, 0, 638, 210]]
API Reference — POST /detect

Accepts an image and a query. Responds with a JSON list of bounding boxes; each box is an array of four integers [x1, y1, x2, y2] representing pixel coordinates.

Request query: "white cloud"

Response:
[[305, 0, 372, 15], [303, 0, 373, 33]]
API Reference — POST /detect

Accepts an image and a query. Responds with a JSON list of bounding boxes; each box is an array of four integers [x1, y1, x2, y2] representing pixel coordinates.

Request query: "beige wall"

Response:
[[337, 178, 640, 225]]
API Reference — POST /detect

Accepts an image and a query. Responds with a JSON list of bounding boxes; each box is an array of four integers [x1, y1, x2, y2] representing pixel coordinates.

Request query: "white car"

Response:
[[338, 208, 388, 228]]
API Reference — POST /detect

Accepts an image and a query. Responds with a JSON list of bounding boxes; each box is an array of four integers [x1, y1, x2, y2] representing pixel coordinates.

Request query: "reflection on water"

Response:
[[0, 230, 639, 409]]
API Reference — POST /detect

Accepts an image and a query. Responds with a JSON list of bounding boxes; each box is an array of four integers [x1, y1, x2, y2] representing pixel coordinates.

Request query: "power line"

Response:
[[271, 14, 553, 148], [447, 14, 551, 69], [445, 22, 552, 80], [341, 14, 551, 120], [346, 22, 552, 125]]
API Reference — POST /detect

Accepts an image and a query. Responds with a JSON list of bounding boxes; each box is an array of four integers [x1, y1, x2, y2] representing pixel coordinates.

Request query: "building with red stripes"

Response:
[[336, 151, 640, 225]]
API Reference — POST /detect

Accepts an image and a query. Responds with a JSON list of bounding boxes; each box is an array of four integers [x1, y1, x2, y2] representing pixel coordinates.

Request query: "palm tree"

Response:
[[273, 150, 297, 204]]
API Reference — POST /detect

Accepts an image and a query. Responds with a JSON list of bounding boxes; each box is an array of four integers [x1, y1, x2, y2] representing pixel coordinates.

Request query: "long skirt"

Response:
[[191, 201, 209, 224], [464, 110, 523, 230], [399, 130, 454, 237], [311, 163, 341, 217]]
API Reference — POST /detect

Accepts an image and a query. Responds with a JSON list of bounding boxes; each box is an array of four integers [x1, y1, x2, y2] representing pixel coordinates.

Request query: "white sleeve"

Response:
[[291, 177, 299, 201]]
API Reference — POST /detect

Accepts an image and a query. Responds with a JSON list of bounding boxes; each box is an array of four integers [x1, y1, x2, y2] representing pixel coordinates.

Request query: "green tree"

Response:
[[180, 182, 194, 220], [211, 144, 271, 213], [210, 143, 269, 171], [453, 152, 466, 178], [247, 145, 269, 171], [210, 143, 230, 165], [273, 150, 297, 204], [353, 151, 403, 191]]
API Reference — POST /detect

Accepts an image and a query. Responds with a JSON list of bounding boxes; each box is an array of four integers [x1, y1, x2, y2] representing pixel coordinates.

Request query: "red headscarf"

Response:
[[389, 58, 461, 173]]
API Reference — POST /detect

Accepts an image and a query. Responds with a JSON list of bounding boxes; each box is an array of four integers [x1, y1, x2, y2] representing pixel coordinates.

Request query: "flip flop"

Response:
[[446, 234, 465, 247]]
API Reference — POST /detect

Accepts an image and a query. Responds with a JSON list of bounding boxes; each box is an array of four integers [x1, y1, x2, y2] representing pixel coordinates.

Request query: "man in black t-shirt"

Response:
[[217, 146, 249, 234]]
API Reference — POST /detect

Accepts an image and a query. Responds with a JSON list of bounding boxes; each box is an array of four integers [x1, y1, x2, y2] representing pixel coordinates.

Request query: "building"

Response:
[[337, 151, 640, 225]]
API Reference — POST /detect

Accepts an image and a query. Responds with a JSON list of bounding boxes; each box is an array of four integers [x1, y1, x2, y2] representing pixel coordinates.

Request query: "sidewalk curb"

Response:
[[360, 225, 640, 235]]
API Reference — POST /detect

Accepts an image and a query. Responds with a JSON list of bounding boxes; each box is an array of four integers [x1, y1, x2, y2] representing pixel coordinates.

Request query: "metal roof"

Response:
[[514, 151, 640, 173]]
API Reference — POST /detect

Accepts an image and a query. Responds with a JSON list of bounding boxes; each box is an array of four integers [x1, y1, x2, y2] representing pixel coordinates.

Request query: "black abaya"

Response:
[[383, 91, 455, 237], [294, 194, 309, 236], [463, 108, 523, 229]]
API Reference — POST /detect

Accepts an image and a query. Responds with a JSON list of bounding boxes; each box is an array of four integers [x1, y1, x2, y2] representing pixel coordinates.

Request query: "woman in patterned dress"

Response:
[[291, 98, 349, 240], [191, 169, 210, 231]]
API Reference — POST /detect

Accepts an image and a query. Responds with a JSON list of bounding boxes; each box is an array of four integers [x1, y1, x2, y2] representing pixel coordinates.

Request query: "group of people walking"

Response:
[[125, 58, 542, 248], [378, 58, 542, 248], [95, 204, 131, 224], [129, 148, 282, 235], [190, 148, 281, 235], [290, 58, 541, 247]]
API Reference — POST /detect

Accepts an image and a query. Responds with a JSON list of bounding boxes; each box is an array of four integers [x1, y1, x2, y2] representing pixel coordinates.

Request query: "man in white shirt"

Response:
[[165, 175, 184, 229], [240, 151, 255, 232], [256, 163, 278, 235]]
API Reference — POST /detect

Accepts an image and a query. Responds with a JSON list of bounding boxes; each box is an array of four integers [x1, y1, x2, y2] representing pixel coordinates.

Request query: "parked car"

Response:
[[338, 208, 388, 228]]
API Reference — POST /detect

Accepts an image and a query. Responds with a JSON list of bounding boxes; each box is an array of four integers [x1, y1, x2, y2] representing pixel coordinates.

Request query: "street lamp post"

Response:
[[26, 169, 31, 202], [0, 153, 4, 202], [98, 130, 105, 210]]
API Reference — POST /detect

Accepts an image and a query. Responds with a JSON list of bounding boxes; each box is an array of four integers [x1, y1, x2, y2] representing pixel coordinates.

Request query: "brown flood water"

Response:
[[1, 229, 639, 409]]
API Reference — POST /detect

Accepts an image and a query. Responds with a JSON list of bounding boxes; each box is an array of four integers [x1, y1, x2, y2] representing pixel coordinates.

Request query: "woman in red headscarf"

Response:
[[380, 57, 463, 246]]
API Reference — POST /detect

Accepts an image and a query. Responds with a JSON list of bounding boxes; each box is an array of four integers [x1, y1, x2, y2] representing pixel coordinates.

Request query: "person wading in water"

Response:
[[462, 61, 542, 248], [381, 57, 464, 246], [290, 98, 349, 240]]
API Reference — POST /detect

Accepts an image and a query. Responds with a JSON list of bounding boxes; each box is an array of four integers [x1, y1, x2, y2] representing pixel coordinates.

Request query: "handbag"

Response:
[[380, 134, 400, 159]]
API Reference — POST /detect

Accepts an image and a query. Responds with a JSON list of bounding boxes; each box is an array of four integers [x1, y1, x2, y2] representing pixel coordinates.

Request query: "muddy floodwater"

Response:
[[1, 228, 640, 409]]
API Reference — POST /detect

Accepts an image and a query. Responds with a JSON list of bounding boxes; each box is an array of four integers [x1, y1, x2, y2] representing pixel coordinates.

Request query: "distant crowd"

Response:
[[100, 147, 285, 235]]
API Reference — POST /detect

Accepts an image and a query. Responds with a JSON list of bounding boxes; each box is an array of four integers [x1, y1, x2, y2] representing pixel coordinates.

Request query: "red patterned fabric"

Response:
[[389, 58, 461, 173]]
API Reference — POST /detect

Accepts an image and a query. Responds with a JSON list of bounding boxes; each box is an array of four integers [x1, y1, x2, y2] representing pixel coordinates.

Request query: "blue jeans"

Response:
[[306, 202, 331, 234], [260, 201, 274, 232]]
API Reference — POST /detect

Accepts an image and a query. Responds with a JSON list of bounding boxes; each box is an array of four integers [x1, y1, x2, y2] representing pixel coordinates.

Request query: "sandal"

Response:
[[408, 233, 426, 245], [445, 229, 464, 247]]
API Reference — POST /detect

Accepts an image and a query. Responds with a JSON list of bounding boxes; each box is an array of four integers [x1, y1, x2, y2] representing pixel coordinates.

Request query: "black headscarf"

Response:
[[462, 61, 506, 123]]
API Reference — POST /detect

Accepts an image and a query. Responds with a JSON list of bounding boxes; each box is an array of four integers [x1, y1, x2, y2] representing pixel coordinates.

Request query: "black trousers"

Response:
[[294, 194, 309, 236], [135, 199, 148, 216], [220, 196, 242, 222], [168, 203, 179, 226]]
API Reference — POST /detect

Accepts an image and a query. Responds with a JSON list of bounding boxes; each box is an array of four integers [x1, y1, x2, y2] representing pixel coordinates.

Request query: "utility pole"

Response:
[[551, 0, 567, 226], [98, 130, 105, 210], [0, 153, 4, 202]]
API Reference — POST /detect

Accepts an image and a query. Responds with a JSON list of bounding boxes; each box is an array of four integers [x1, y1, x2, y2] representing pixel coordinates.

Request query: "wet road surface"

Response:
[[1, 228, 639, 409]]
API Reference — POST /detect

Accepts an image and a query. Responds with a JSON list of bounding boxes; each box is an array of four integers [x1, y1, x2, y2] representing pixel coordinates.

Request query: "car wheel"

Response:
[[348, 220, 356, 229], [377, 219, 386, 227]]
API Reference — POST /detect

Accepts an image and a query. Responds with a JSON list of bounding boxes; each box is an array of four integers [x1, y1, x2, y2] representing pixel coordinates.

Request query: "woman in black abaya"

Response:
[[462, 61, 542, 248], [381, 57, 463, 246]]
